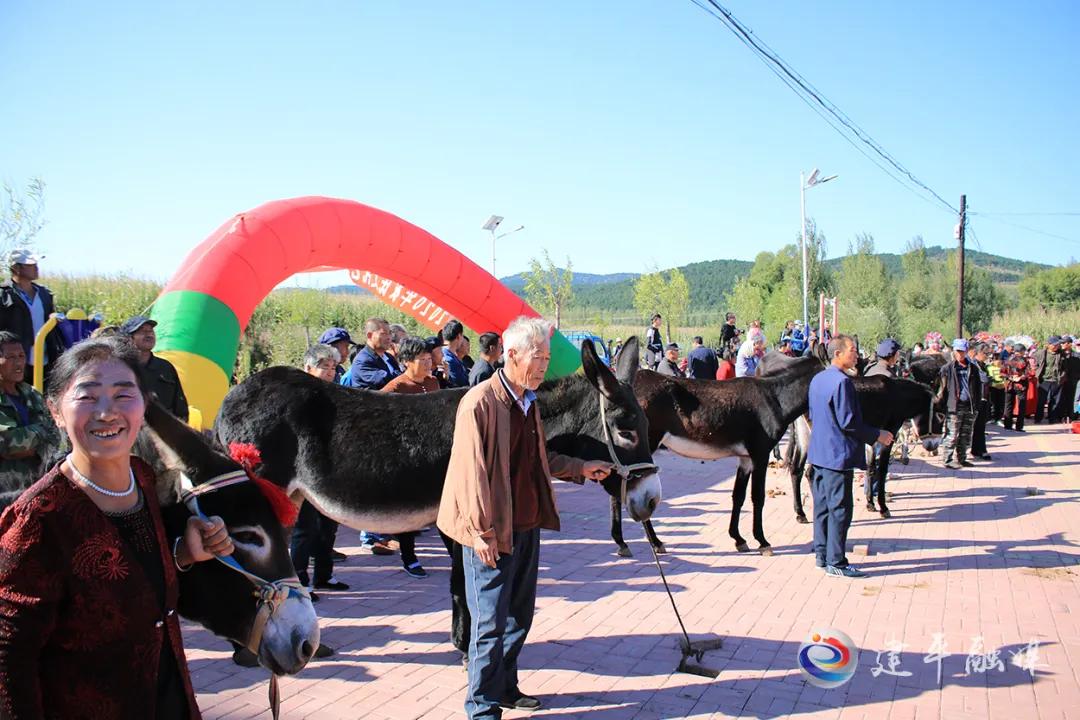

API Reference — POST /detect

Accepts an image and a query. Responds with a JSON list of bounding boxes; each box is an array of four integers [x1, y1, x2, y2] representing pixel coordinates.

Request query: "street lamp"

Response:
[[482, 214, 524, 277], [800, 168, 838, 329]]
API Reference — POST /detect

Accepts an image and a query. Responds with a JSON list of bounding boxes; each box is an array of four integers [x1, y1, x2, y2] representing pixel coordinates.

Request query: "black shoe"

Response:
[[232, 647, 260, 668], [960, 460, 975, 467], [314, 578, 350, 591], [975, 454, 992, 461], [945, 461, 963, 470], [866, 502, 877, 512], [310, 591, 321, 603], [499, 694, 542, 711], [314, 643, 335, 658], [403, 562, 428, 578], [330, 550, 348, 562]]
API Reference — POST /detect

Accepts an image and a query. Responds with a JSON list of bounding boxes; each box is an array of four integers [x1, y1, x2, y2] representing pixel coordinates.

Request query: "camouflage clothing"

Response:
[[0, 383, 60, 500]]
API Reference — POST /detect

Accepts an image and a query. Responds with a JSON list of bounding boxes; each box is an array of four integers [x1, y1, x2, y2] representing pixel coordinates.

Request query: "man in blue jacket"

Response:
[[807, 334, 893, 578], [441, 319, 471, 388], [347, 317, 401, 389], [686, 336, 719, 380]]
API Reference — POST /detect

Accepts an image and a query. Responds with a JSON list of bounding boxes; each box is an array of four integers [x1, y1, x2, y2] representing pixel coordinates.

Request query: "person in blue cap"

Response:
[[937, 338, 980, 469], [317, 327, 355, 384]]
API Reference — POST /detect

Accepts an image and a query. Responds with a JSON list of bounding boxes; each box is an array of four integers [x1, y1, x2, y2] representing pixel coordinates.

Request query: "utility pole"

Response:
[[955, 194, 966, 338]]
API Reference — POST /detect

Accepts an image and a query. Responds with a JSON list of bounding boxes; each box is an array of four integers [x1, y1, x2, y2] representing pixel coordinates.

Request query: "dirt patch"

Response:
[[1022, 567, 1074, 580], [861, 586, 881, 596], [896, 582, 929, 590]]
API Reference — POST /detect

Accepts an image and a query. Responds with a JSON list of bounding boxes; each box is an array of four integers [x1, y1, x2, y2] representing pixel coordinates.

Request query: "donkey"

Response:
[[215, 338, 662, 659], [141, 401, 321, 676], [214, 337, 662, 535], [0, 401, 321, 676], [627, 355, 824, 556], [782, 375, 934, 521]]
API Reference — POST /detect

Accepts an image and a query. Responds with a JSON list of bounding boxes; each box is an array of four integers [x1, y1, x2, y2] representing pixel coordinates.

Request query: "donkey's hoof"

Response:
[[654, 543, 668, 554], [759, 545, 774, 557], [795, 514, 809, 524], [735, 542, 751, 553], [616, 546, 633, 558]]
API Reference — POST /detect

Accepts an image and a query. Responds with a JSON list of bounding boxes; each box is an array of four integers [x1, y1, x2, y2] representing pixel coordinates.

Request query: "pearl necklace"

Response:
[[68, 456, 136, 498]]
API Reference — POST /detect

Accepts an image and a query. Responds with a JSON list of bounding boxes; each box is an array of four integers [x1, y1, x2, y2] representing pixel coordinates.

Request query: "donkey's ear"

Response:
[[615, 336, 640, 385], [143, 400, 235, 485], [581, 338, 620, 399]]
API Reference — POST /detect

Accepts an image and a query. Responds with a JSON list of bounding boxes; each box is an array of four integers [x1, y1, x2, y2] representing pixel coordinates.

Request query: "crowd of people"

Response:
[[1, 243, 1077, 719], [637, 310, 1080, 428]]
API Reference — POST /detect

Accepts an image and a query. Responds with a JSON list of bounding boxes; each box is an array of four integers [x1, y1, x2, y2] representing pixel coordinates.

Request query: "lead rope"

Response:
[[598, 396, 659, 512], [181, 471, 310, 720]]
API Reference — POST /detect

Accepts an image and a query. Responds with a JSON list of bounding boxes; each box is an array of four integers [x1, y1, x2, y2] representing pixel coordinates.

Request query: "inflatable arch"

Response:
[[150, 196, 580, 424]]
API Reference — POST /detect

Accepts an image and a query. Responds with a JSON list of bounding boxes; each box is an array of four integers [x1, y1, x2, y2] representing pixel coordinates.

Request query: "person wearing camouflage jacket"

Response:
[[0, 332, 60, 504]]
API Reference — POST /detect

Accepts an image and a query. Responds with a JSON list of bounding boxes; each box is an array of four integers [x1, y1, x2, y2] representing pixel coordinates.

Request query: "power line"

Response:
[[688, 0, 958, 215], [971, 211, 1080, 217], [970, 214, 1080, 246]]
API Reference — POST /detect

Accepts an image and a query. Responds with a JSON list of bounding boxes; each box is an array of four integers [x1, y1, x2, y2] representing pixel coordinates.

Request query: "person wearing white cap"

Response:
[[0, 249, 65, 387], [936, 338, 981, 469]]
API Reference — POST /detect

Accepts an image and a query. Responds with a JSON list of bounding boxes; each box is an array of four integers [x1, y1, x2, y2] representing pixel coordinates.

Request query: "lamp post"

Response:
[[482, 214, 524, 277], [800, 168, 838, 330]]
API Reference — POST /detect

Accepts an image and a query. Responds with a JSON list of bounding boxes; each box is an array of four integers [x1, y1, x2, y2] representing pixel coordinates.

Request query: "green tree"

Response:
[[633, 267, 690, 340], [1018, 263, 1080, 311], [835, 233, 896, 343], [1, 178, 46, 255], [896, 236, 940, 345], [522, 249, 574, 329]]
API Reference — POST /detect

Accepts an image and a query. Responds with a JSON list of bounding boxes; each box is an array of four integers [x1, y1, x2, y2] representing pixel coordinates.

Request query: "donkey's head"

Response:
[[140, 402, 319, 676], [541, 336, 662, 522]]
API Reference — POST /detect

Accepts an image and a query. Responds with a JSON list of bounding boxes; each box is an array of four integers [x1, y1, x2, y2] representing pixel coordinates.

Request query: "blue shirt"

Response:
[[347, 345, 401, 389], [734, 343, 759, 377], [957, 360, 971, 402], [686, 345, 719, 380], [807, 366, 881, 471], [442, 347, 469, 388]]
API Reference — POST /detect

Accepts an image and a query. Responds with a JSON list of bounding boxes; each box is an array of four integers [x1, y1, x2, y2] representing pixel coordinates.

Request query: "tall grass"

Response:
[[49, 274, 162, 325]]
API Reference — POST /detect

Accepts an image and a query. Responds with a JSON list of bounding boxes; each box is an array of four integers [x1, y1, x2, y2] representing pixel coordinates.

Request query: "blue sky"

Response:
[[2, 1, 1077, 289]]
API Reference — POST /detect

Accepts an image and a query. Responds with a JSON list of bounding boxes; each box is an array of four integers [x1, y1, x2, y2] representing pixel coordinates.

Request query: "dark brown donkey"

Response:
[[626, 355, 824, 556]]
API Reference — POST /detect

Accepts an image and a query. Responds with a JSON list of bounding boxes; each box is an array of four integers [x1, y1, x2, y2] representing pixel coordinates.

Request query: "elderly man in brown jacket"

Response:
[[438, 316, 612, 719]]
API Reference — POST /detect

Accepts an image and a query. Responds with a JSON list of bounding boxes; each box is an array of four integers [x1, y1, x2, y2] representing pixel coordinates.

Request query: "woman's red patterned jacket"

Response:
[[0, 458, 200, 719]]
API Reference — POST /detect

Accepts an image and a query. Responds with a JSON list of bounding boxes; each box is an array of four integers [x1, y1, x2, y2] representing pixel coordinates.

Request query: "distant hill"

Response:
[[319, 246, 1047, 314], [822, 245, 1048, 285]]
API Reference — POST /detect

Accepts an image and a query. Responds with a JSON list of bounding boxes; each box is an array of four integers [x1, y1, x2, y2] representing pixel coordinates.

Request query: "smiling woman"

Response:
[[0, 337, 235, 720]]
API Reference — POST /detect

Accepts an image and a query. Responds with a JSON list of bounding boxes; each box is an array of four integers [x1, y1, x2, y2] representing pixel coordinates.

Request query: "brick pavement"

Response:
[[185, 423, 1080, 719]]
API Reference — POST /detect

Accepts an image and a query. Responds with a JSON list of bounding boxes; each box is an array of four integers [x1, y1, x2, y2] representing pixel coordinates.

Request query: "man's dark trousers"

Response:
[[290, 501, 335, 586], [1046, 381, 1066, 423], [864, 442, 891, 507], [463, 528, 540, 720], [810, 466, 854, 568], [971, 398, 990, 457], [1036, 381, 1059, 422]]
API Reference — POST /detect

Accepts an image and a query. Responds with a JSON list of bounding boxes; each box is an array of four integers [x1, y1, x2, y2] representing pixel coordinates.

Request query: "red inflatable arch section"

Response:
[[152, 196, 579, 424]]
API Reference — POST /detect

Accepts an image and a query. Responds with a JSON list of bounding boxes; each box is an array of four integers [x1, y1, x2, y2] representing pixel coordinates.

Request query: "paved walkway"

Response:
[[184, 423, 1080, 719]]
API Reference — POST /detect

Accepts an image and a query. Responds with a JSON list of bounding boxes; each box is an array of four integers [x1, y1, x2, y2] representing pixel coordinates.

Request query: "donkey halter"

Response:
[[180, 471, 310, 656], [598, 395, 659, 512]]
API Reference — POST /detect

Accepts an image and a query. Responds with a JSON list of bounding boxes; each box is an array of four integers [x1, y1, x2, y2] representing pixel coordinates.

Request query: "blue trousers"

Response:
[[810, 466, 854, 568], [462, 528, 540, 720]]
